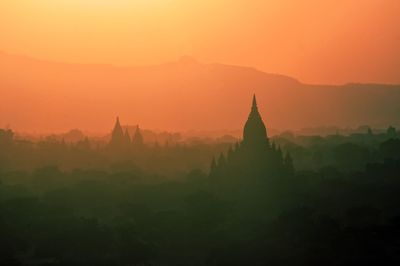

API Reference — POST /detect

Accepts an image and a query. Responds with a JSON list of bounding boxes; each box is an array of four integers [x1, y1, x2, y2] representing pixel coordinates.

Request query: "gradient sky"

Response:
[[1, 0, 399, 84]]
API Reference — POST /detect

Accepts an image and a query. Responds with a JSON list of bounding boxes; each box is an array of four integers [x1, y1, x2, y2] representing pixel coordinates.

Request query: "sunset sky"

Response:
[[1, 0, 399, 84]]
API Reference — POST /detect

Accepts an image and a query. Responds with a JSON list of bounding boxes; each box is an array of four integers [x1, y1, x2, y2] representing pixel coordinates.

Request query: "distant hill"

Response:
[[1, 51, 399, 132]]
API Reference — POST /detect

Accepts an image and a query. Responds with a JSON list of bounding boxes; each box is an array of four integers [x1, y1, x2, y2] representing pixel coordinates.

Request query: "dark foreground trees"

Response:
[[1, 155, 400, 265]]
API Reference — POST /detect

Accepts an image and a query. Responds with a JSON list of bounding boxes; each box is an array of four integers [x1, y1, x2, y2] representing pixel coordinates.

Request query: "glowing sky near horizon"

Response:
[[0, 0, 399, 84]]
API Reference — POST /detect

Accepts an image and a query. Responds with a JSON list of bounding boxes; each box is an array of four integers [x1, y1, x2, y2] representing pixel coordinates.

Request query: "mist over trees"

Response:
[[1, 96, 400, 265]]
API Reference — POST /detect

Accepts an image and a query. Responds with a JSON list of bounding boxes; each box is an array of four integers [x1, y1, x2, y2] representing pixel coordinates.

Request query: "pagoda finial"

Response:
[[110, 116, 124, 148], [132, 125, 144, 147], [252, 94, 258, 111]]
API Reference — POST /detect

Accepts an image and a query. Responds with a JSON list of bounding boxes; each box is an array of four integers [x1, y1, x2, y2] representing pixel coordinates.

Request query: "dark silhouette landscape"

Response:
[[1, 95, 400, 265], [1, 1, 400, 265]]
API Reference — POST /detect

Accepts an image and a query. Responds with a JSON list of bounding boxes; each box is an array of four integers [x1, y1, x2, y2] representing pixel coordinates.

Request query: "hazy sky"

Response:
[[1, 0, 399, 84]]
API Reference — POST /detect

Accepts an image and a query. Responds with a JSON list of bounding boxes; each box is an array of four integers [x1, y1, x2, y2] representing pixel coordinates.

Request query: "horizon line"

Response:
[[3, 49, 399, 86]]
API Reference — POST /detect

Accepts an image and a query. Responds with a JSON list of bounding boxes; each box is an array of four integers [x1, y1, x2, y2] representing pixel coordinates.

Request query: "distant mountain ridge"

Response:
[[0, 51, 399, 132]]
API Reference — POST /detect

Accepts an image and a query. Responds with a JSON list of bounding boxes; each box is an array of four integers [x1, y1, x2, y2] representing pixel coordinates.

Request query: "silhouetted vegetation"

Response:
[[1, 97, 400, 265]]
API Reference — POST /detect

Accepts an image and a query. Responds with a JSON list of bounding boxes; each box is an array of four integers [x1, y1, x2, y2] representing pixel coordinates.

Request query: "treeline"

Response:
[[0, 128, 231, 177], [1, 156, 400, 265], [1, 128, 400, 265], [1, 126, 399, 174]]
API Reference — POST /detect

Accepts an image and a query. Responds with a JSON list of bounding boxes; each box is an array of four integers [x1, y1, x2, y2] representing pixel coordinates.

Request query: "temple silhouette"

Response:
[[107, 95, 293, 179], [210, 94, 294, 180], [109, 117, 144, 151]]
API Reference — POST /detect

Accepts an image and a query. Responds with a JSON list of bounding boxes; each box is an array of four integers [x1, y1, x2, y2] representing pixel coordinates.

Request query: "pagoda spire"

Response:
[[252, 94, 257, 111], [124, 128, 131, 145], [243, 94, 268, 147], [132, 125, 144, 148], [113, 116, 123, 135], [110, 116, 125, 148]]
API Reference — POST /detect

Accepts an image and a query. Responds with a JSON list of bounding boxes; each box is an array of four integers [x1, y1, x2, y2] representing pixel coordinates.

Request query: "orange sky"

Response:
[[1, 0, 399, 84]]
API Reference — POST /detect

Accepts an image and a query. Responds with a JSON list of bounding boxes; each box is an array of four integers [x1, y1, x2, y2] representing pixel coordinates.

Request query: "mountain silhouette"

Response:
[[0, 50, 399, 131]]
